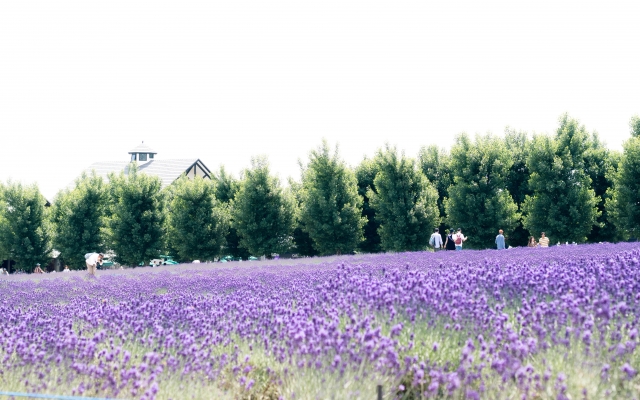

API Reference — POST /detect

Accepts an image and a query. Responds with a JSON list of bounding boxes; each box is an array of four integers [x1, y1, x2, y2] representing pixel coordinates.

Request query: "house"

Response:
[[80, 142, 212, 188]]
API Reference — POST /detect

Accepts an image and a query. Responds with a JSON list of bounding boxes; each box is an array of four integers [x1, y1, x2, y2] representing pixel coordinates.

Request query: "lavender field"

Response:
[[2, 244, 640, 399]]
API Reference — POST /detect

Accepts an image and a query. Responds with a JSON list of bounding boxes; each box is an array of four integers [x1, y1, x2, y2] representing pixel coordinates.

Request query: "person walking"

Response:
[[495, 229, 506, 250], [444, 229, 456, 251], [454, 228, 467, 251], [538, 232, 550, 248], [527, 236, 537, 247], [429, 228, 443, 251], [85, 253, 103, 277]]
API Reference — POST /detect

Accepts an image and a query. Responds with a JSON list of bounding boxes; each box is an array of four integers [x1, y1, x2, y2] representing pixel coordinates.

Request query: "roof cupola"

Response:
[[128, 141, 157, 163]]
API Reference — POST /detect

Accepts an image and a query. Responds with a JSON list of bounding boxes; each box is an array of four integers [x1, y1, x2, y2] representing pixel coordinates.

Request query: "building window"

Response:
[[139, 153, 148, 161], [149, 153, 154, 159], [131, 154, 136, 162]]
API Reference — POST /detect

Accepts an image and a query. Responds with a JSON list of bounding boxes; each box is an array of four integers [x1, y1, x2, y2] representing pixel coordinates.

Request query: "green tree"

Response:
[[288, 179, 318, 257], [355, 157, 382, 253], [584, 133, 622, 242], [211, 167, 250, 259], [630, 115, 640, 138], [503, 128, 532, 247], [299, 141, 365, 255], [522, 115, 600, 243], [606, 136, 640, 240], [106, 164, 166, 266], [418, 145, 452, 243], [232, 156, 295, 256], [167, 176, 229, 261], [51, 172, 108, 269], [368, 145, 440, 252], [212, 166, 239, 203], [444, 133, 519, 249], [0, 181, 51, 272]]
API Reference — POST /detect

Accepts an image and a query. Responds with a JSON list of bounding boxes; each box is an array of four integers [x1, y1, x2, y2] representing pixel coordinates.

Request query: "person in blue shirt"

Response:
[[429, 228, 443, 250], [495, 229, 506, 250]]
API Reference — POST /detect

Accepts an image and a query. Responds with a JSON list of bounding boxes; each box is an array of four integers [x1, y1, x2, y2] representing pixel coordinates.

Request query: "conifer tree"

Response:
[[445, 133, 519, 249], [167, 176, 229, 261], [299, 141, 365, 255], [368, 145, 439, 252], [606, 124, 640, 240], [355, 157, 382, 253], [106, 164, 166, 266], [522, 115, 599, 243], [212, 167, 250, 259], [503, 128, 532, 247], [418, 145, 452, 243], [0, 181, 51, 272], [584, 133, 622, 242], [51, 172, 108, 269], [232, 157, 295, 257]]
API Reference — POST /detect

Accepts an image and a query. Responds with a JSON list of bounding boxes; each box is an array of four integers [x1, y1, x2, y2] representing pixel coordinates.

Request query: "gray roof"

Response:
[[81, 159, 207, 188], [128, 143, 157, 154]]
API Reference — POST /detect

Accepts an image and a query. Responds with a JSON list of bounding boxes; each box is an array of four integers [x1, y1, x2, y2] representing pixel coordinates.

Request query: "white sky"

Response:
[[1, 0, 639, 200]]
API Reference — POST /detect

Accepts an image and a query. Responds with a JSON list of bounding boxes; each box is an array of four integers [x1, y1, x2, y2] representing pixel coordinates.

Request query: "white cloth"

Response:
[[85, 253, 100, 266], [429, 233, 443, 248]]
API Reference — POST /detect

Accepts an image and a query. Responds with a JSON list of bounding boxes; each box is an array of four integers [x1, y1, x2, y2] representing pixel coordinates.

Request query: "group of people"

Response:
[[429, 228, 468, 251], [527, 232, 550, 248], [429, 228, 552, 250]]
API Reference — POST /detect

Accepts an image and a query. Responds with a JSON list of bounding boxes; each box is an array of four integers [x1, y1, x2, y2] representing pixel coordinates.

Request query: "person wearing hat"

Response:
[[33, 263, 44, 274]]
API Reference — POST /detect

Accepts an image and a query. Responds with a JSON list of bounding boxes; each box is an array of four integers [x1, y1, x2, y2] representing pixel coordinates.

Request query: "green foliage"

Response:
[[368, 145, 440, 252], [444, 133, 519, 249], [288, 179, 318, 257], [51, 172, 108, 269], [355, 157, 382, 253], [418, 145, 452, 245], [212, 166, 239, 204], [584, 133, 622, 242], [106, 164, 166, 266], [211, 167, 250, 259], [630, 115, 640, 138], [418, 145, 452, 221], [522, 115, 600, 243], [299, 141, 365, 255], [232, 157, 295, 256], [606, 137, 640, 239], [0, 181, 51, 272], [503, 129, 532, 247], [167, 176, 229, 261]]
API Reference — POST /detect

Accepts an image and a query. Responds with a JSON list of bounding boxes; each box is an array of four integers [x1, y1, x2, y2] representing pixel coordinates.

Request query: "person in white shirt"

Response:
[[85, 253, 103, 277], [454, 228, 468, 251], [62, 265, 70, 273], [429, 228, 443, 250]]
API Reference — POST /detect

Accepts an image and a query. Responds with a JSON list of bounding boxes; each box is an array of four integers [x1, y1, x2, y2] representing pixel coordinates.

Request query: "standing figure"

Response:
[[429, 228, 443, 251], [527, 236, 537, 247], [454, 228, 468, 251], [444, 229, 456, 251], [33, 263, 44, 274], [538, 232, 550, 248], [495, 229, 506, 250]]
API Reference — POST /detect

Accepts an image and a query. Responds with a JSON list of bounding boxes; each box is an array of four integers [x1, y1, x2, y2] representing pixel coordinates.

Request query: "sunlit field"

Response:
[[2, 244, 640, 399]]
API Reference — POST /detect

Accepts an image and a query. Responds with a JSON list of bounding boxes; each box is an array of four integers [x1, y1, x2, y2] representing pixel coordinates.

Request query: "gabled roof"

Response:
[[128, 143, 157, 154], [80, 159, 210, 189]]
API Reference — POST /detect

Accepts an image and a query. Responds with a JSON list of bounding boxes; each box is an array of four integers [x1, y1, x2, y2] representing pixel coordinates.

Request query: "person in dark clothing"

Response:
[[444, 229, 457, 251]]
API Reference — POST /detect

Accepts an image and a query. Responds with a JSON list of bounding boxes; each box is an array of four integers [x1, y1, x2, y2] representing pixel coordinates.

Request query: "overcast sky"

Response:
[[1, 0, 639, 200]]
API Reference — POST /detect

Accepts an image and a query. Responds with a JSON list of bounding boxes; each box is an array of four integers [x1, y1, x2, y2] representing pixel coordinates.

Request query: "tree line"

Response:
[[1, 114, 639, 272]]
